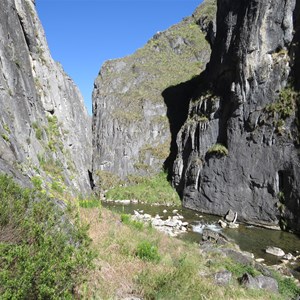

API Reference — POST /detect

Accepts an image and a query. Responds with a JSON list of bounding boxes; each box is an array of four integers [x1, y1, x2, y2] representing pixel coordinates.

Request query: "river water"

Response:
[[103, 201, 300, 271]]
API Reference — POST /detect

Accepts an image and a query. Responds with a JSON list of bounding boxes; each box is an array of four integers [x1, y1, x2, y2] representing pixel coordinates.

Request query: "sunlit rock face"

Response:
[[92, 1, 217, 186], [0, 0, 91, 193], [173, 0, 300, 230]]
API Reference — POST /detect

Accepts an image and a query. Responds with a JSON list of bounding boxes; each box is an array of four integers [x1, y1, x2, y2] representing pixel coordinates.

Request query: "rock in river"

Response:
[[265, 247, 285, 257]]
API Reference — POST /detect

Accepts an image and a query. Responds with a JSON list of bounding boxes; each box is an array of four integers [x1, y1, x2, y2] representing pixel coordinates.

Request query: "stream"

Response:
[[103, 201, 300, 271]]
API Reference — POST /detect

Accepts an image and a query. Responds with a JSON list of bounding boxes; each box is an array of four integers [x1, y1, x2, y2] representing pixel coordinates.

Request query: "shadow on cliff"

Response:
[[162, 75, 203, 180]]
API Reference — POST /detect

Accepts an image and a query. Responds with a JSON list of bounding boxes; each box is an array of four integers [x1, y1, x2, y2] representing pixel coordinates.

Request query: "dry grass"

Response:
[[78, 208, 285, 300], [79, 208, 144, 299], [0, 225, 22, 244]]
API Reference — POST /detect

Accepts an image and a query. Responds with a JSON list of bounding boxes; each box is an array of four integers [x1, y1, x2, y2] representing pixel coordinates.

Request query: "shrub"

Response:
[[31, 176, 43, 190], [207, 143, 228, 156], [1, 134, 9, 142], [136, 240, 160, 262], [277, 277, 300, 298], [265, 87, 298, 119], [121, 213, 131, 224], [3, 123, 10, 133], [51, 180, 64, 193], [0, 174, 94, 299]]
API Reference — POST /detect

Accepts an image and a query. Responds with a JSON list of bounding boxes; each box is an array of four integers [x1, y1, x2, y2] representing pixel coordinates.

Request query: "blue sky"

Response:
[[36, 0, 202, 114]]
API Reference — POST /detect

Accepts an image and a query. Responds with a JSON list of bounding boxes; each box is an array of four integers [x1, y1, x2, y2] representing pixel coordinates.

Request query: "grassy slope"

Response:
[[0, 174, 298, 299], [105, 172, 181, 205], [101, 14, 210, 110], [79, 207, 291, 300]]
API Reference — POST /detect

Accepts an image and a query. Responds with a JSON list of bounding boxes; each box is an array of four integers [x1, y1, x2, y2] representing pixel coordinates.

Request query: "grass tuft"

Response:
[[207, 143, 228, 157]]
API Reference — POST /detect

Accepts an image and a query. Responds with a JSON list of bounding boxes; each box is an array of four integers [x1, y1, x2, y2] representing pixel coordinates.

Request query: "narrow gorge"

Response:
[[2, 0, 300, 298], [1, 0, 300, 231], [92, 0, 300, 232], [0, 0, 300, 238]]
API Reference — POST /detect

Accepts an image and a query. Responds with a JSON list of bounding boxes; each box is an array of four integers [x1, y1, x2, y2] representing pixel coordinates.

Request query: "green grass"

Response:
[[79, 204, 292, 300], [136, 240, 160, 262], [1, 134, 9, 142], [32, 122, 43, 140], [271, 271, 300, 299], [218, 258, 261, 278], [121, 213, 144, 230], [265, 87, 298, 119], [193, 0, 217, 22], [136, 254, 208, 299], [79, 199, 101, 208], [207, 143, 228, 156], [106, 172, 181, 205], [3, 123, 10, 134], [38, 154, 64, 179], [0, 174, 94, 299]]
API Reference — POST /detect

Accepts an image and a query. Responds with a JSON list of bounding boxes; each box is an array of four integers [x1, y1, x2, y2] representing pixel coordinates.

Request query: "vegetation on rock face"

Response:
[[0, 174, 94, 299], [98, 13, 210, 122], [100, 14, 210, 107], [264, 86, 300, 137], [133, 141, 171, 174], [95, 169, 123, 191], [193, 0, 217, 23], [207, 143, 228, 157], [106, 172, 181, 205], [265, 87, 298, 120], [92, 2, 215, 183]]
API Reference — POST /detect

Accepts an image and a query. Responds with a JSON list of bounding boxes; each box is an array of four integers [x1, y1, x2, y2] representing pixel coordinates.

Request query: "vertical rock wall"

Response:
[[173, 0, 300, 230], [92, 1, 216, 189], [0, 0, 91, 193]]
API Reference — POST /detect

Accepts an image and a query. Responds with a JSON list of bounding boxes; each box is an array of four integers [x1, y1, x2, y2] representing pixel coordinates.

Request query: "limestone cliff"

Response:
[[173, 0, 300, 230], [0, 0, 91, 193], [92, 0, 216, 188]]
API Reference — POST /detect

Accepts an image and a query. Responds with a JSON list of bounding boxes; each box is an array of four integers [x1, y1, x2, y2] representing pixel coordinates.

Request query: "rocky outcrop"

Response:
[[0, 0, 91, 193], [92, 0, 217, 188], [173, 0, 300, 230]]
